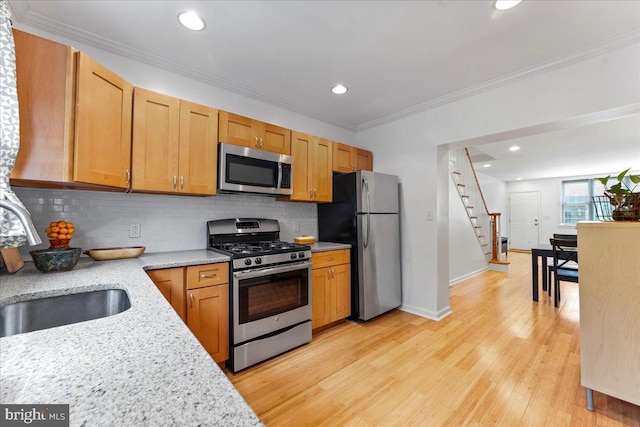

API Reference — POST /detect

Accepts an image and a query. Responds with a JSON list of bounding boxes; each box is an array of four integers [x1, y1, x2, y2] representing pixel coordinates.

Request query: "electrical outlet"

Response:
[[427, 211, 434, 221], [129, 223, 141, 238]]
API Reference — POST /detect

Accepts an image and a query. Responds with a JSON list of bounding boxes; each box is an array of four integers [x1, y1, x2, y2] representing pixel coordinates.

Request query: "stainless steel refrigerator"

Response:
[[318, 170, 401, 321]]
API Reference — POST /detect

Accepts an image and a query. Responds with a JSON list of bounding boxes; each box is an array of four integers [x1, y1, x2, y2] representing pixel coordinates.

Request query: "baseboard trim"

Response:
[[399, 304, 452, 321], [449, 266, 489, 286]]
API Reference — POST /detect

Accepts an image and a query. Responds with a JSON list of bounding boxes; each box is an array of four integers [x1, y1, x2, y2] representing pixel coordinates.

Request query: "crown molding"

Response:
[[6, 0, 27, 21], [356, 30, 640, 132]]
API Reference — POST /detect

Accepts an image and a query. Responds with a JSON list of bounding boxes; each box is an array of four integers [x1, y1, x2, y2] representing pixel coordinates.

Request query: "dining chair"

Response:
[[548, 238, 579, 307], [545, 234, 578, 296]]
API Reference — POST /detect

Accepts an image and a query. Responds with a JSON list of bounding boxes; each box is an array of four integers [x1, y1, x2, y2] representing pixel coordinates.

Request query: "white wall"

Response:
[[357, 42, 640, 320]]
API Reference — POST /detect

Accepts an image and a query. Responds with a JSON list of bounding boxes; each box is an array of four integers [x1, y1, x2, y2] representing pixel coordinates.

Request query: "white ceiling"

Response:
[[7, 0, 640, 180]]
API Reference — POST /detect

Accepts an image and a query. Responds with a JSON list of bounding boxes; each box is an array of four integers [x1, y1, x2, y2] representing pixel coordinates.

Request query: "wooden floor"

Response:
[[226, 252, 640, 426]]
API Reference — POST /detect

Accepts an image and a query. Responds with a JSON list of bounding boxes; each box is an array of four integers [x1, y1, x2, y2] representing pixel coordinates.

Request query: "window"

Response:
[[561, 176, 629, 224]]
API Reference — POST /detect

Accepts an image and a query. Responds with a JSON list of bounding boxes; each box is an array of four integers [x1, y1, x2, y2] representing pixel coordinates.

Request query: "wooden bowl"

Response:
[[84, 246, 146, 261]]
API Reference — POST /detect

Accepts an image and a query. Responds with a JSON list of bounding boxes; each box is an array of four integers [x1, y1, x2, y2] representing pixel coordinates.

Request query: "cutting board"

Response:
[[0, 248, 25, 273]]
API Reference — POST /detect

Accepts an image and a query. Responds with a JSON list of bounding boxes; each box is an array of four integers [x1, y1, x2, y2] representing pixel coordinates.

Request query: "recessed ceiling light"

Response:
[[494, 0, 522, 11], [516, 177, 523, 181], [331, 84, 348, 95], [178, 11, 206, 31], [508, 145, 520, 152], [483, 164, 491, 168]]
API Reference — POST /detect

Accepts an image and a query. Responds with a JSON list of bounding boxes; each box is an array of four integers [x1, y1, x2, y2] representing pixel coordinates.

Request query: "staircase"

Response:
[[449, 148, 507, 268]]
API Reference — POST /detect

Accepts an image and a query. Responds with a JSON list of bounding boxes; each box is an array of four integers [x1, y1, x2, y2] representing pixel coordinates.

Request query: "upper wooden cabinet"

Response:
[[289, 131, 333, 202], [11, 30, 133, 190], [333, 142, 373, 173], [218, 111, 291, 155], [132, 88, 217, 196]]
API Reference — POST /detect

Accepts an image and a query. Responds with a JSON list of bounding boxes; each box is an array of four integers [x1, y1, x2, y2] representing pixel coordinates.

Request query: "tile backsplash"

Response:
[[14, 187, 317, 257]]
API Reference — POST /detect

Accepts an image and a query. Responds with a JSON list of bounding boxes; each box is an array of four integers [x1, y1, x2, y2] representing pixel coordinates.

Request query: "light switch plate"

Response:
[[129, 223, 141, 238]]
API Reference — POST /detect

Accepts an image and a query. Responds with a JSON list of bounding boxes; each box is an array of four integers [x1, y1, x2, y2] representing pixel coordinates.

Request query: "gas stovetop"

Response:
[[206, 218, 312, 270]]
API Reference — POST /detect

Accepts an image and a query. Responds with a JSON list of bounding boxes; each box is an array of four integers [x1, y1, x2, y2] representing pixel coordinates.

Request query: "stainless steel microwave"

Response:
[[218, 143, 293, 196]]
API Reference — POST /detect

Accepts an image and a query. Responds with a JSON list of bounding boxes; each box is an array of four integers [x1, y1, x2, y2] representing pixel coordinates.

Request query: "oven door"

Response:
[[232, 261, 311, 345], [218, 143, 292, 195]]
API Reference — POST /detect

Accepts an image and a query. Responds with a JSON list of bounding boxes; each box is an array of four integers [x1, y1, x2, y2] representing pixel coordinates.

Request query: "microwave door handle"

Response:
[[277, 161, 283, 189]]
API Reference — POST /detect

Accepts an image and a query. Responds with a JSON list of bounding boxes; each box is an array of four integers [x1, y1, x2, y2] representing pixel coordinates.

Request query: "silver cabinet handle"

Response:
[[201, 273, 217, 279], [254, 136, 259, 147], [125, 169, 131, 185], [327, 257, 333, 261], [260, 137, 263, 148], [173, 176, 177, 189], [180, 176, 184, 189], [190, 293, 194, 309]]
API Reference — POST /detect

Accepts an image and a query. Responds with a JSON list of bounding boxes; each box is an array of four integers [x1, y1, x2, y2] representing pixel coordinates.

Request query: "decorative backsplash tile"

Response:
[[14, 187, 317, 256]]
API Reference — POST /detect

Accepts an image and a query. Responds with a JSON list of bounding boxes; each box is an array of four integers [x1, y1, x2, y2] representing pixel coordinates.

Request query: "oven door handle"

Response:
[[233, 261, 313, 280]]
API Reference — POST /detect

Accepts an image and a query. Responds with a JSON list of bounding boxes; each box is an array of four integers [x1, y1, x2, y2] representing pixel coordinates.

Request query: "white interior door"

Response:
[[509, 191, 540, 250]]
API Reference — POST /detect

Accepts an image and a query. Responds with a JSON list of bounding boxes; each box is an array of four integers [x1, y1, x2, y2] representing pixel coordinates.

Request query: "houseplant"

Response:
[[597, 168, 640, 221]]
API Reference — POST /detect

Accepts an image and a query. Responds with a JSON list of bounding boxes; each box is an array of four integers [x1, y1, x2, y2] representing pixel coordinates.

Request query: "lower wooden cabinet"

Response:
[[147, 262, 229, 363], [311, 249, 351, 330], [146, 267, 186, 322], [187, 283, 229, 364]]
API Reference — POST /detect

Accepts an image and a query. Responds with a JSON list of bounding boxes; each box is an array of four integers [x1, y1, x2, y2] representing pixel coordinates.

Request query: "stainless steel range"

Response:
[[207, 218, 312, 372]]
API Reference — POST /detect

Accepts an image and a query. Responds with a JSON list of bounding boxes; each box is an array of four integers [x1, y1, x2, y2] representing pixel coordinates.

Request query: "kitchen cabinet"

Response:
[[333, 142, 373, 173], [218, 111, 291, 155], [10, 29, 133, 190], [311, 249, 351, 330], [289, 131, 333, 202], [147, 263, 229, 363], [577, 221, 640, 408], [146, 267, 186, 322], [132, 88, 218, 195], [186, 264, 230, 363]]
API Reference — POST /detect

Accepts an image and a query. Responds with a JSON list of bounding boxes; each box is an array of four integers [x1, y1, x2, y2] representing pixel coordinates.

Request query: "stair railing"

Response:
[[448, 148, 502, 263]]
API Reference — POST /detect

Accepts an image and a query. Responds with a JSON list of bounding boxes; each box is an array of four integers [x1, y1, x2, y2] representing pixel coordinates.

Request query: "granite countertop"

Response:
[[0, 250, 262, 427], [309, 241, 351, 252]]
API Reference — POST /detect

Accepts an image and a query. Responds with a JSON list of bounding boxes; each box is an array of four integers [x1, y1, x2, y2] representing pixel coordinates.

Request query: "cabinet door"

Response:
[[261, 123, 291, 155], [355, 148, 373, 171], [11, 30, 75, 184], [313, 137, 333, 202], [290, 131, 314, 201], [312, 267, 331, 329], [331, 264, 351, 321], [146, 268, 186, 322], [132, 88, 180, 192], [187, 284, 229, 363], [218, 111, 255, 148], [74, 52, 132, 189], [179, 101, 218, 195], [333, 143, 355, 173]]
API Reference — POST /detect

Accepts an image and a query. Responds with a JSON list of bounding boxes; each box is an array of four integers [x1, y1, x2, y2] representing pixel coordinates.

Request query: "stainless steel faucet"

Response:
[[0, 199, 43, 246]]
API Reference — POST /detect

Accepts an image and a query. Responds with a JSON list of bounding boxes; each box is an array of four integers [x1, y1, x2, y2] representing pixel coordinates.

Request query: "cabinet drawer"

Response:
[[311, 249, 350, 269], [186, 263, 229, 289]]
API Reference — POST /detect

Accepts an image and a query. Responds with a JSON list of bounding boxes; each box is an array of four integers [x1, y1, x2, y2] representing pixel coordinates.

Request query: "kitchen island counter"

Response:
[[0, 250, 262, 426]]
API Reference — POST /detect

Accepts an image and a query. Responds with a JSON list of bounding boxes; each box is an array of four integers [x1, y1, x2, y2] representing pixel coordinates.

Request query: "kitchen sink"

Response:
[[0, 289, 131, 338]]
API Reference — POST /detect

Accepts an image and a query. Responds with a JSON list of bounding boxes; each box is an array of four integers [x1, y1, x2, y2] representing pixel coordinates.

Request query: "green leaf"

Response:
[[597, 175, 610, 186], [617, 168, 631, 182], [608, 183, 629, 194], [629, 174, 640, 184]]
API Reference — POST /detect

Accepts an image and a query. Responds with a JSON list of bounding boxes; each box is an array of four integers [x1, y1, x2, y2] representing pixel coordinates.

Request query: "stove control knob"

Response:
[[244, 258, 252, 266], [290, 253, 297, 260], [298, 252, 305, 259], [255, 257, 262, 265]]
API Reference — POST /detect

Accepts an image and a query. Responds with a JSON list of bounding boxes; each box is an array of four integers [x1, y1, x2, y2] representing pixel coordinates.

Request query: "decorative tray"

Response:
[[84, 246, 146, 261]]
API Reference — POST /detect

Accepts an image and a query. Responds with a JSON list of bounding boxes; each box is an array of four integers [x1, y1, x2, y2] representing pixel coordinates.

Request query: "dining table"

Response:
[[531, 243, 578, 302]]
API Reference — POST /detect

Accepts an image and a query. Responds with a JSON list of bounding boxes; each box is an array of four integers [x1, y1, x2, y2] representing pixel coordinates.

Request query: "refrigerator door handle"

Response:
[[362, 176, 371, 248]]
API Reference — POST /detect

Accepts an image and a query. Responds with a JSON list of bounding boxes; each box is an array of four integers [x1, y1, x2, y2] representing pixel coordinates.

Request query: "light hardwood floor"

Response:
[[226, 252, 640, 426]]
